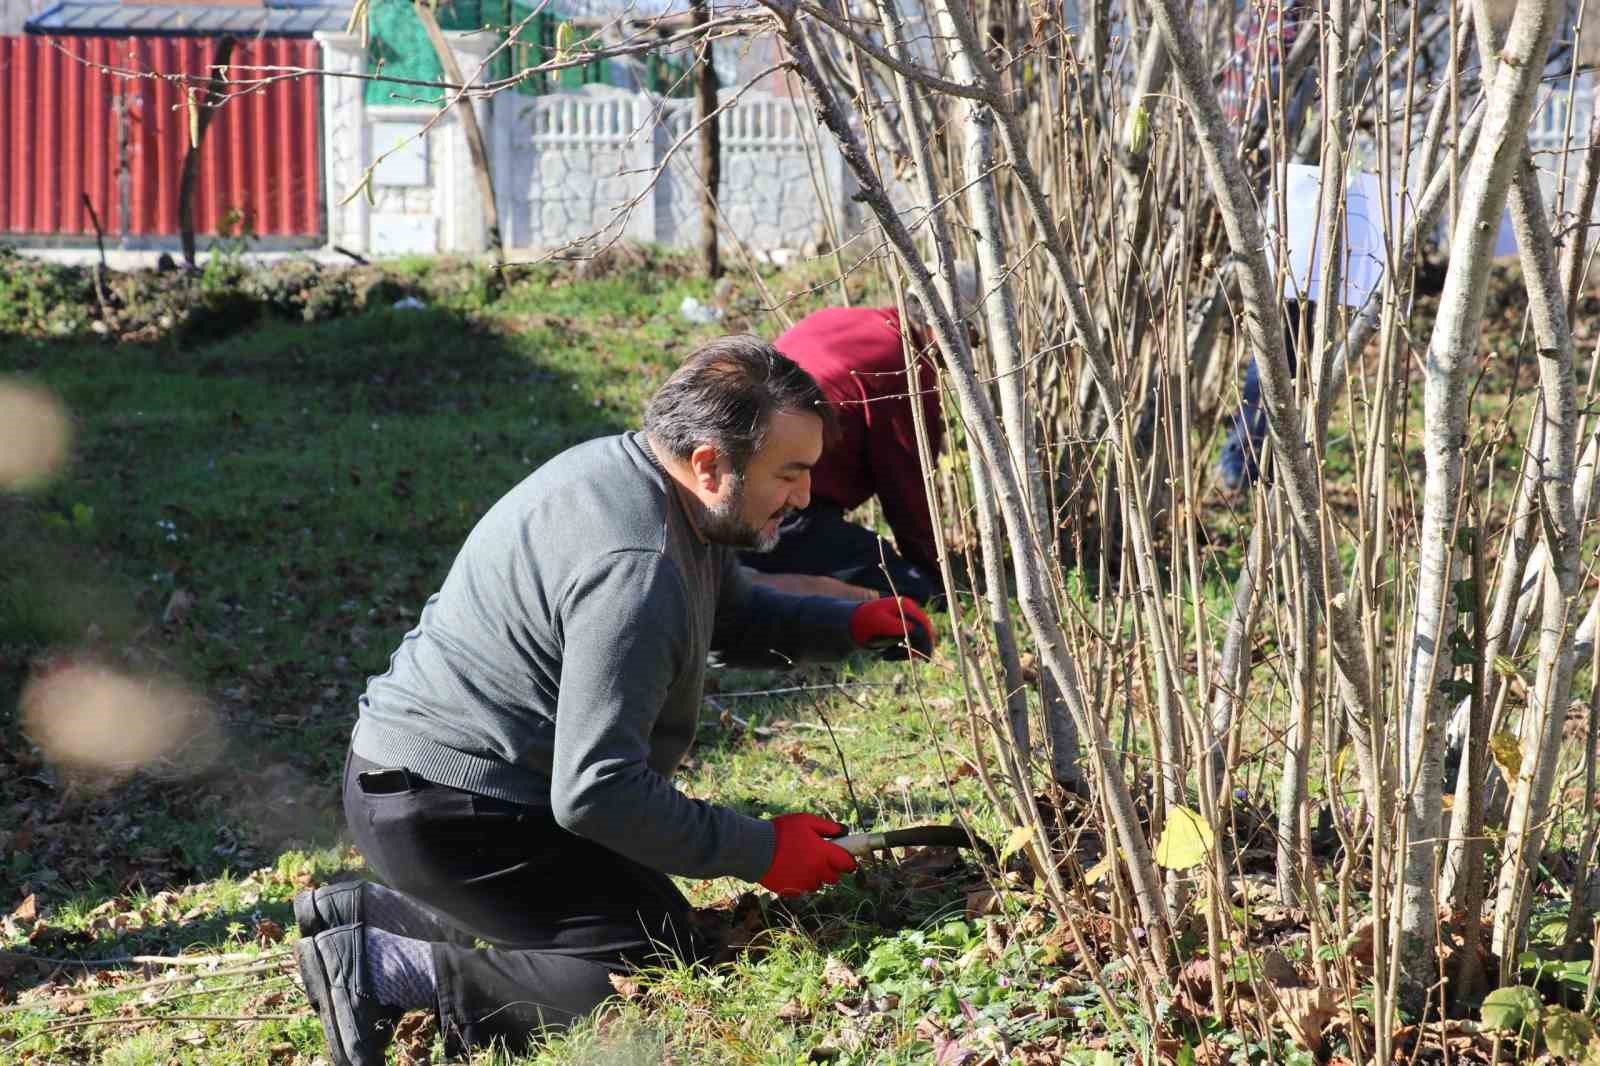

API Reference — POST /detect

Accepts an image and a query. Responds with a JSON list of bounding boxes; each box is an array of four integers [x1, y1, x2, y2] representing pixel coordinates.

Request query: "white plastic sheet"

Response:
[[1267, 163, 1408, 309]]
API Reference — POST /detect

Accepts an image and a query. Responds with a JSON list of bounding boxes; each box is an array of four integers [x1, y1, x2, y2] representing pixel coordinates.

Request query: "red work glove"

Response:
[[850, 596, 935, 660], [759, 814, 857, 897]]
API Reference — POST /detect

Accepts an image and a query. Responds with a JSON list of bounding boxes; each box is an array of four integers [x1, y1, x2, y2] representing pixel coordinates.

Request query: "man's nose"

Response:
[[791, 474, 811, 510]]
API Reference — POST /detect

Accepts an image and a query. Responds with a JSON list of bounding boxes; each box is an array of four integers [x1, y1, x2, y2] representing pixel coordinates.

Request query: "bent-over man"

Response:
[[741, 267, 977, 607]]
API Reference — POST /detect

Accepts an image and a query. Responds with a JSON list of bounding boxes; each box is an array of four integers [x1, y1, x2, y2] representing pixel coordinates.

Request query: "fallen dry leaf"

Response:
[[1390, 1019, 1490, 1062], [11, 895, 38, 924], [966, 888, 1003, 917], [1175, 956, 1217, 1014], [984, 921, 1007, 960], [86, 898, 121, 919], [1046, 975, 1083, 998], [252, 917, 285, 946], [606, 972, 642, 1000], [1250, 904, 1306, 934], [1344, 916, 1376, 966], [932, 1030, 980, 1066], [1228, 877, 1276, 905], [250, 989, 288, 1012], [392, 1009, 438, 1066], [1154, 1037, 1189, 1063], [1268, 983, 1337, 1052], [822, 956, 861, 991], [1260, 948, 1298, 986], [163, 588, 196, 626], [777, 998, 811, 1020]]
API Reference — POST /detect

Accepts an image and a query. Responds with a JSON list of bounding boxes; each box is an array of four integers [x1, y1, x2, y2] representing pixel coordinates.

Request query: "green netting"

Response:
[[365, 0, 697, 106], [507, 7, 610, 96], [365, 0, 500, 106], [643, 44, 694, 99]]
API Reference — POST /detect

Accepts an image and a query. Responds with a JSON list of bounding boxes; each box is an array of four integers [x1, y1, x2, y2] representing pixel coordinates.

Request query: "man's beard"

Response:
[[700, 474, 788, 552]]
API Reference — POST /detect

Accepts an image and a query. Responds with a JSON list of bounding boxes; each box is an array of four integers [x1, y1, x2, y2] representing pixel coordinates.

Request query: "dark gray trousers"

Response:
[[344, 752, 704, 1055]]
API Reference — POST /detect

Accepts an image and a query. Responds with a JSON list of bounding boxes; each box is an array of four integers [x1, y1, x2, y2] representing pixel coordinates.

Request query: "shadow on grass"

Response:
[[0, 894, 301, 999], [1, 304, 627, 914]]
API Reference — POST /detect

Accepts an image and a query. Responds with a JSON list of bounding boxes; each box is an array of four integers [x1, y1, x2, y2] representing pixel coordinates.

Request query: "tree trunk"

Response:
[[1392, 0, 1562, 1012], [693, 0, 722, 278], [1276, 537, 1316, 906], [1490, 165, 1583, 964], [1462, 0, 1584, 967], [415, 3, 502, 261], [178, 34, 237, 268]]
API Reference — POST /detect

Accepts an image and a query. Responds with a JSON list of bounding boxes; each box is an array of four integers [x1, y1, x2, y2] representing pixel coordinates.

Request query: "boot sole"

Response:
[[295, 935, 355, 1066], [293, 890, 324, 940]]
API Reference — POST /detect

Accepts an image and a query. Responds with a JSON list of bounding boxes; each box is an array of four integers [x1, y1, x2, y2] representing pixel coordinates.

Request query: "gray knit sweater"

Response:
[[351, 431, 858, 883]]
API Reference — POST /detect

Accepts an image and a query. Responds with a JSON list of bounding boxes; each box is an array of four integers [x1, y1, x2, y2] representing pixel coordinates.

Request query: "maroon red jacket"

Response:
[[774, 306, 943, 572]]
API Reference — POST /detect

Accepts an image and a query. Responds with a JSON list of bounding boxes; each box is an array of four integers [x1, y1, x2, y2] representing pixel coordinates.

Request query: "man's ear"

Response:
[[688, 443, 725, 492]]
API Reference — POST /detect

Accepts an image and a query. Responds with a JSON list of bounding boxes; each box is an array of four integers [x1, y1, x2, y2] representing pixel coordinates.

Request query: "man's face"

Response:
[[701, 410, 822, 551]]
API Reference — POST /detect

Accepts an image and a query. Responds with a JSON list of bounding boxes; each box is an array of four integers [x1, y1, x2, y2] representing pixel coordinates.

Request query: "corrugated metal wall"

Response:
[[0, 35, 323, 238]]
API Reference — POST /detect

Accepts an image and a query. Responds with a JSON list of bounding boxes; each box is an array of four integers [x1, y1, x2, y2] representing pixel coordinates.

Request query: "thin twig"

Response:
[[0, 960, 290, 1017], [1, 1012, 299, 1057], [0, 950, 275, 969], [807, 689, 867, 829], [712, 681, 897, 699]]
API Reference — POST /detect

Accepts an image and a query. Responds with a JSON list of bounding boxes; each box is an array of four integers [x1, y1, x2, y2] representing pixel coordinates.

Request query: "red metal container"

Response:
[[0, 34, 323, 239]]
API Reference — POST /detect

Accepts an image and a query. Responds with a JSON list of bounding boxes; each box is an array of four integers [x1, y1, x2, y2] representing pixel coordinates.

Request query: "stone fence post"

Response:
[[439, 30, 499, 254], [314, 31, 369, 254]]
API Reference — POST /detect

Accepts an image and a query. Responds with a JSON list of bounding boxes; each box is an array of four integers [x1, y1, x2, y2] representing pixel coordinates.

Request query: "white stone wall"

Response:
[[365, 111, 447, 254], [315, 30, 498, 257], [495, 88, 658, 250], [494, 85, 849, 254]]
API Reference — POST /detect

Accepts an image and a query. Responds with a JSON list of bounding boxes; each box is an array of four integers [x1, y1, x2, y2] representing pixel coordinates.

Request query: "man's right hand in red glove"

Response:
[[850, 596, 935, 660], [759, 813, 857, 896]]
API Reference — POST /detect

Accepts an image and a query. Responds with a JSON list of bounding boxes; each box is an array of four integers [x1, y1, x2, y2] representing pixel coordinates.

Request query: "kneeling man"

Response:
[[294, 335, 936, 1064]]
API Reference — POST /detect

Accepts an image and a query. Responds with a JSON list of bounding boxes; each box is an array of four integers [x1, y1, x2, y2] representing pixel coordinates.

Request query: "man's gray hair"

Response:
[[643, 334, 836, 473]]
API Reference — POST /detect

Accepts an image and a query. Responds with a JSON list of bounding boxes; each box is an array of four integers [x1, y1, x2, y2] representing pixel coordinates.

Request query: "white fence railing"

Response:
[[492, 85, 848, 254], [1529, 75, 1597, 157]]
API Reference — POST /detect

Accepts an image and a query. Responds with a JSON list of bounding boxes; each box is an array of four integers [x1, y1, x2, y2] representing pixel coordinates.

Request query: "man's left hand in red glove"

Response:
[[850, 596, 935, 660], [759, 813, 857, 896]]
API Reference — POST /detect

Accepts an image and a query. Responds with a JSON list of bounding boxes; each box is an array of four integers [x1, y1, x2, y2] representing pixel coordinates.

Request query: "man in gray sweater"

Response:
[[293, 335, 936, 1065]]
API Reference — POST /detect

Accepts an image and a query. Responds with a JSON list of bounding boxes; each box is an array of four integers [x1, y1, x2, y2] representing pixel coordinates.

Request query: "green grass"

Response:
[[4, 250, 1593, 1064], [0, 252, 1094, 1064]]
